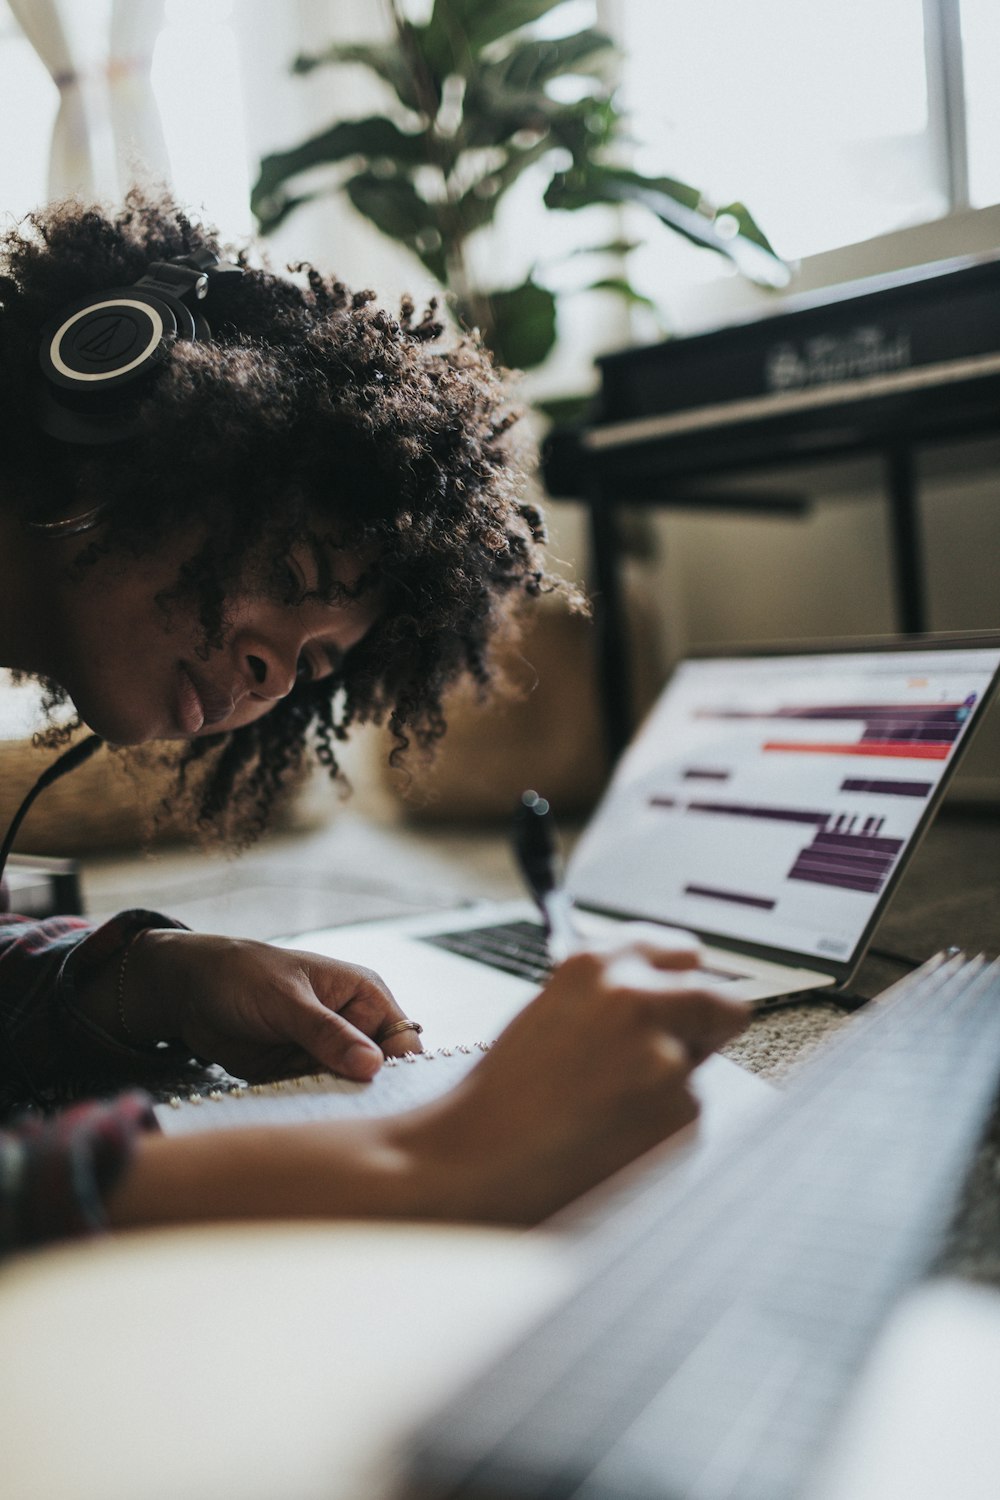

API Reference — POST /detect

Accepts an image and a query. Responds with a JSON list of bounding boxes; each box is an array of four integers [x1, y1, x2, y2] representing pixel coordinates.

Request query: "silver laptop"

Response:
[[278, 634, 1000, 1046]]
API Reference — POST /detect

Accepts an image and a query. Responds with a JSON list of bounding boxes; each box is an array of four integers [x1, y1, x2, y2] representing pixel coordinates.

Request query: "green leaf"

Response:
[[344, 171, 448, 281], [544, 160, 788, 286], [544, 95, 621, 160], [585, 276, 659, 311], [451, 134, 553, 235], [293, 39, 434, 116], [252, 117, 430, 225], [252, 190, 317, 238], [564, 238, 642, 259], [460, 32, 612, 147], [433, 0, 575, 56], [472, 279, 557, 369], [495, 29, 615, 91], [545, 162, 702, 214], [715, 200, 778, 256]]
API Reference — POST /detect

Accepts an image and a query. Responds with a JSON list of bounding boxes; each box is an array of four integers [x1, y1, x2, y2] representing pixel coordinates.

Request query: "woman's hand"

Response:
[[122, 929, 420, 1079], [387, 931, 749, 1224]]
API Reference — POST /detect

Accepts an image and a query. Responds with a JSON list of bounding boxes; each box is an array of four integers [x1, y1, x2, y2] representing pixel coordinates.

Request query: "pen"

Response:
[[513, 789, 579, 963]]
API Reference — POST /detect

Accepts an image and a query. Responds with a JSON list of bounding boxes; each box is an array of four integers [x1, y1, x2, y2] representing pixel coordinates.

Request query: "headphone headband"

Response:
[[35, 251, 243, 445]]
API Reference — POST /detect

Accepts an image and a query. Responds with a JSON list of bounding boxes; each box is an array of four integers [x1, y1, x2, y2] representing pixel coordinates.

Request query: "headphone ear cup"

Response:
[[36, 286, 197, 444], [38, 286, 192, 391]]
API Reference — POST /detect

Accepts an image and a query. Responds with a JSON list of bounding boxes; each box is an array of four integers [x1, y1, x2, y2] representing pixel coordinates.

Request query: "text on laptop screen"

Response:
[[567, 646, 1000, 964]]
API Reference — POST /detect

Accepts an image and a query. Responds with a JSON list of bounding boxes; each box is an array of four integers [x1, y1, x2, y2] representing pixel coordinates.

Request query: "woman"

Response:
[[0, 194, 745, 1250]]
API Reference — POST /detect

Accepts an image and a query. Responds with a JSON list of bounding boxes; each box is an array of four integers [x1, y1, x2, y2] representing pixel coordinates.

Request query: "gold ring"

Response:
[[377, 1018, 424, 1044]]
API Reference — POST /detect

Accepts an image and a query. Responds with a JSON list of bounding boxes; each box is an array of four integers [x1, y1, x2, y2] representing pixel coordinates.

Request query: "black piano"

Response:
[[543, 251, 1000, 757]]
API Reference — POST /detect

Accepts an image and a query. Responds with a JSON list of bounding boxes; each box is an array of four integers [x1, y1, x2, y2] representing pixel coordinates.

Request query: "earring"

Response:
[[26, 504, 107, 538]]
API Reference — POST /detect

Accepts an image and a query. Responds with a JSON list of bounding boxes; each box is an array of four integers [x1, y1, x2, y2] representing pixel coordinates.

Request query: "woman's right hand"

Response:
[[389, 933, 749, 1224]]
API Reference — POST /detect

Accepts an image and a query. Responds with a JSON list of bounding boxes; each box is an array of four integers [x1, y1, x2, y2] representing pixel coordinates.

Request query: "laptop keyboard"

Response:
[[422, 919, 553, 983], [406, 954, 1000, 1500], [422, 918, 749, 986]]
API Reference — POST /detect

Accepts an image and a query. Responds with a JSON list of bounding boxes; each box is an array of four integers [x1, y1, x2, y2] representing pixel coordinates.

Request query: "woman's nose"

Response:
[[244, 644, 297, 700]]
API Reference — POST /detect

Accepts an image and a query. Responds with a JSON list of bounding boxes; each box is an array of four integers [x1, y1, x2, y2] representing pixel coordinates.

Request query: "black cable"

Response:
[[0, 733, 103, 886]]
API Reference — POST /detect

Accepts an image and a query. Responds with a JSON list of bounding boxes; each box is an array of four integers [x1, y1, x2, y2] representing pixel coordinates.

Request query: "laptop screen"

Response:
[[567, 641, 1000, 967]]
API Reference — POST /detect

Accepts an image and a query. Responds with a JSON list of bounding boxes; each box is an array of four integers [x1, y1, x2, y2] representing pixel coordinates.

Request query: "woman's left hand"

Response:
[[122, 929, 418, 1080]]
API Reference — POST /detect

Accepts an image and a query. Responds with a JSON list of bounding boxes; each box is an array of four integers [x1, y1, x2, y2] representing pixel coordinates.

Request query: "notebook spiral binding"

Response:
[[163, 1040, 495, 1110]]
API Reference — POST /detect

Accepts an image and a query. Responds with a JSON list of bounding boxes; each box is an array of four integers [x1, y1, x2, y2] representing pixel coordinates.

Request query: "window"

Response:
[[962, 0, 1000, 207], [616, 0, 999, 322]]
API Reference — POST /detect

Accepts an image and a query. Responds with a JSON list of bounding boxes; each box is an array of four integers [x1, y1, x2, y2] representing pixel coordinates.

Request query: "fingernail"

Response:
[[344, 1041, 381, 1077]]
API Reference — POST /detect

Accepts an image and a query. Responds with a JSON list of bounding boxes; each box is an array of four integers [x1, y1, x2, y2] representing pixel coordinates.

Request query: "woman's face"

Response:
[[37, 530, 380, 746]]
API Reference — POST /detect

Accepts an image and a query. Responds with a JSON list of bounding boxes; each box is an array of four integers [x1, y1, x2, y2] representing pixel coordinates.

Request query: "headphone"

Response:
[[35, 249, 243, 445]]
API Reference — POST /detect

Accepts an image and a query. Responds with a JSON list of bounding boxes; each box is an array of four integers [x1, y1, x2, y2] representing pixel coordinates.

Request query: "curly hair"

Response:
[[0, 191, 571, 841]]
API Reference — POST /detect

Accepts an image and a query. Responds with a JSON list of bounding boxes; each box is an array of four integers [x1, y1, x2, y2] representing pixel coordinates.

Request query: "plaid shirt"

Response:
[[0, 909, 185, 1254]]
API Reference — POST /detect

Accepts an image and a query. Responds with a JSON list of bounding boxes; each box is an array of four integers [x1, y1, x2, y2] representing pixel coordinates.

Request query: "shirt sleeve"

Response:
[[0, 909, 192, 1100], [0, 911, 194, 1254], [0, 1091, 157, 1253]]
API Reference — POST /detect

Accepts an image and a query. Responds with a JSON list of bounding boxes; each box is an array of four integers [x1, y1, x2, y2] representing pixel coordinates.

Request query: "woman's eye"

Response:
[[284, 560, 309, 603]]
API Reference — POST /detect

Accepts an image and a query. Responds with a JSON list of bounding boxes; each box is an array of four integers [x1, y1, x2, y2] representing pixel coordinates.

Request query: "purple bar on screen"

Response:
[[840, 778, 932, 797], [790, 868, 886, 894], [685, 801, 829, 825], [814, 832, 904, 853], [684, 884, 776, 911]]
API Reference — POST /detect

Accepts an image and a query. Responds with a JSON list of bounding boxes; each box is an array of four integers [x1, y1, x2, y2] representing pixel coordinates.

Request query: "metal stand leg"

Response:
[[885, 445, 929, 634], [587, 490, 633, 764]]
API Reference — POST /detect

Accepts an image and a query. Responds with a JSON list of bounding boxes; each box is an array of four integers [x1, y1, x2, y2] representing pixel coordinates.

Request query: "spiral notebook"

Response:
[[153, 1044, 493, 1136], [153, 1046, 774, 1151]]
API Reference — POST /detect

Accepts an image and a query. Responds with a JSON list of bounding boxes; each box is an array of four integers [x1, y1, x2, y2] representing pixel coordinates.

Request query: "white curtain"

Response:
[[6, 0, 97, 200], [7, 0, 169, 203], [108, 0, 170, 194]]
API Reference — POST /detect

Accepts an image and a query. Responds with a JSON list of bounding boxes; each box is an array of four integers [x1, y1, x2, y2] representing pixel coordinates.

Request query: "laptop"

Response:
[[277, 633, 1000, 1046]]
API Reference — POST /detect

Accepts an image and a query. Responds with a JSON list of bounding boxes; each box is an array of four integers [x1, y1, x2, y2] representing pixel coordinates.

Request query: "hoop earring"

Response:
[[26, 504, 107, 538]]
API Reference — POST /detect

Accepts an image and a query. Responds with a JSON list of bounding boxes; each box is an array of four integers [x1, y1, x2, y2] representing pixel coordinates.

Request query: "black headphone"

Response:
[[35, 249, 243, 445]]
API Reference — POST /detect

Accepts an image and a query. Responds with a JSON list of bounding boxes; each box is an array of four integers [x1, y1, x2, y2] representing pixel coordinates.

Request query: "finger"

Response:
[[374, 1019, 426, 1059], [615, 921, 702, 955], [627, 940, 703, 970], [573, 927, 703, 970], [334, 990, 426, 1058], [648, 987, 749, 1064], [301, 957, 424, 1056], [600, 950, 703, 994], [284, 998, 385, 1080]]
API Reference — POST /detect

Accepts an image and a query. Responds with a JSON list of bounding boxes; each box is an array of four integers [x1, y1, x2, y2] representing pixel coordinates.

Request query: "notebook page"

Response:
[[154, 1045, 490, 1136]]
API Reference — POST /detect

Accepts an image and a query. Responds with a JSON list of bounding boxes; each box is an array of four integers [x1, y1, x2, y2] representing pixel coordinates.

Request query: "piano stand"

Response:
[[544, 253, 1000, 763], [581, 446, 935, 763], [885, 444, 928, 637]]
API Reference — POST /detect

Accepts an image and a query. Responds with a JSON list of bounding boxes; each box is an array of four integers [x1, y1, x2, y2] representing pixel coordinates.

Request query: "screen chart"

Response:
[[567, 647, 1000, 963]]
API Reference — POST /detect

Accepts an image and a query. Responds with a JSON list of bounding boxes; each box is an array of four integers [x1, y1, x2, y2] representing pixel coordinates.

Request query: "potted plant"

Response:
[[251, 0, 785, 399]]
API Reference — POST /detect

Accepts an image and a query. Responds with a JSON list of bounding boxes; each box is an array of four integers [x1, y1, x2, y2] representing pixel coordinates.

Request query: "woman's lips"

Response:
[[177, 664, 237, 734]]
